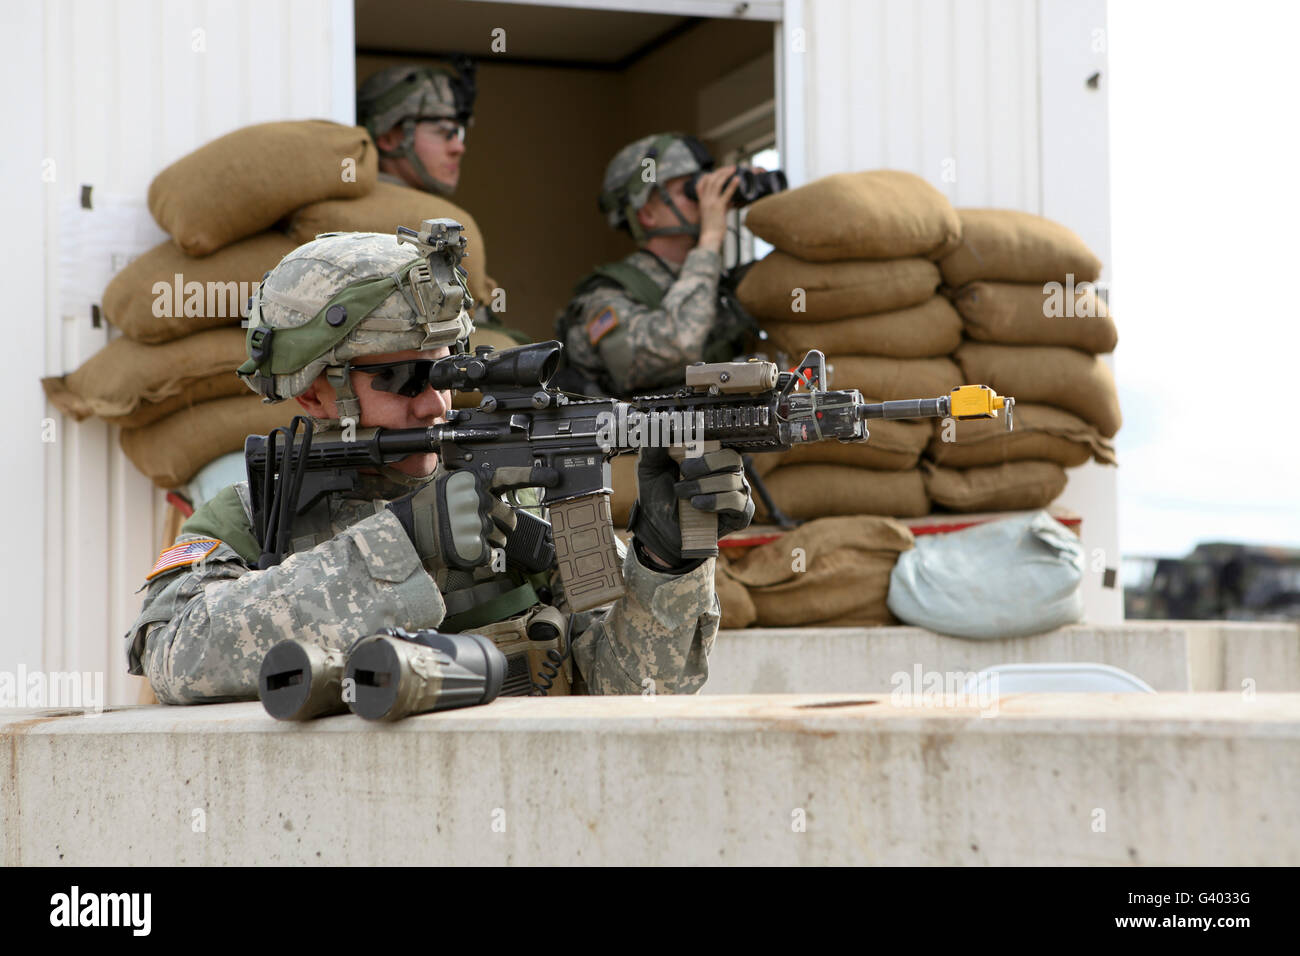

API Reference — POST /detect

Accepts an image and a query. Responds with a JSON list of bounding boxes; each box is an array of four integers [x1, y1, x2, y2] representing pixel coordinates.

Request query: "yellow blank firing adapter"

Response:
[[950, 385, 1015, 430]]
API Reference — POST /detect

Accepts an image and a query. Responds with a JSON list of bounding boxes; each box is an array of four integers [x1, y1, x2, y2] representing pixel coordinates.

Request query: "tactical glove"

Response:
[[387, 470, 516, 572], [629, 446, 754, 571]]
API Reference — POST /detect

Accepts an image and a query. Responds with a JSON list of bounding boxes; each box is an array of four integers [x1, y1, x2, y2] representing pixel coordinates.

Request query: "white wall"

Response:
[[782, 0, 1120, 622], [3, 0, 355, 705]]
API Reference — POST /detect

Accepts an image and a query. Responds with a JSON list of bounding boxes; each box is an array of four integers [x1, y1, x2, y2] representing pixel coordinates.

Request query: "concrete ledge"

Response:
[[3, 694, 1298, 865], [706, 621, 1300, 694]]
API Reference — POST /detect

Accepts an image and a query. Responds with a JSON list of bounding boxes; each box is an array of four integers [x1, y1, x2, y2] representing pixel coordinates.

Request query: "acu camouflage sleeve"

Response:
[[126, 509, 446, 705], [569, 545, 720, 695], [577, 247, 724, 395]]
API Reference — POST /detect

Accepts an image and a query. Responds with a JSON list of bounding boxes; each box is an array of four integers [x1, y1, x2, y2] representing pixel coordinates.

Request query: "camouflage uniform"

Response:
[[125, 228, 728, 704], [557, 133, 751, 398], [561, 247, 725, 396], [126, 470, 719, 703]]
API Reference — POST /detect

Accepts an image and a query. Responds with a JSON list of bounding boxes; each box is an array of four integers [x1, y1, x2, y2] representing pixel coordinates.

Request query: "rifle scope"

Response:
[[428, 341, 562, 391]]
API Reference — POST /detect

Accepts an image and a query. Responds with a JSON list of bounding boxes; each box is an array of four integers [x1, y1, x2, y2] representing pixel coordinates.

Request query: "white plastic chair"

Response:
[[961, 662, 1156, 696]]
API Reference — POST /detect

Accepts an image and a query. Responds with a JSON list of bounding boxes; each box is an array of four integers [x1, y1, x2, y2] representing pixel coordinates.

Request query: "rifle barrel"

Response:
[[858, 396, 951, 421]]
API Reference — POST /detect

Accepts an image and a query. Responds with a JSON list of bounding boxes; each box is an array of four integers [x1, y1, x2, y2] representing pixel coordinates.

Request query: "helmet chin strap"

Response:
[[324, 363, 363, 426], [378, 118, 456, 197], [315, 365, 433, 490], [631, 181, 701, 241]]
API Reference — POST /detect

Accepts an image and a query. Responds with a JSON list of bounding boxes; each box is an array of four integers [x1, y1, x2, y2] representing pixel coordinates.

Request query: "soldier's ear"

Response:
[[295, 377, 334, 418], [635, 201, 658, 230], [375, 126, 403, 151]]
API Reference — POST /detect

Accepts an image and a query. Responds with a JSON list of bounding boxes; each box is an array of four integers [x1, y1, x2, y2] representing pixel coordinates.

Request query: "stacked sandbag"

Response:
[[102, 232, 299, 343], [102, 122, 373, 345], [49, 122, 378, 488], [148, 120, 377, 256], [288, 181, 496, 306], [58, 120, 508, 491], [38, 328, 273, 488], [120, 394, 301, 489], [719, 516, 914, 627], [738, 170, 965, 519], [929, 208, 1120, 512], [42, 329, 249, 425]]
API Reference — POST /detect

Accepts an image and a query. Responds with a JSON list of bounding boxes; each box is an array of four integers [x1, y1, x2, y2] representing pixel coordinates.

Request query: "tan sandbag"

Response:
[[952, 281, 1117, 353], [939, 208, 1102, 287], [102, 232, 299, 344], [747, 451, 783, 479], [737, 253, 939, 322], [715, 555, 757, 629], [102, 373, 250, 429], [744, 170, 961, 261], [727, 516, 914, 627], [778, 410, 931, 471], [754, 465, 929, 520], [922, 460, 1068, 513], [120, 395, 301, 489], [761, 297, 962, 359], [828, 355, 962, 402], [955, 342, 1122, 437], [289, 182, 493, 305], [148, 121, 376, 256], [926, 402, 1116, 468], [42, 328, 249, 422]]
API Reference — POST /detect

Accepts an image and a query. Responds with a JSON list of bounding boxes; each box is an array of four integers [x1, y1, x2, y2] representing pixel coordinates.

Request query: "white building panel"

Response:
[[785, 0, 1118, 621], [7, 0, 354, 704], [795, 0, 1043, 208]]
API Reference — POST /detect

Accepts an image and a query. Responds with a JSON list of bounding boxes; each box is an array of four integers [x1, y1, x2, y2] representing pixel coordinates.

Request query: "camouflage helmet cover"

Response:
[[238, 231, 474, 405], [599, 132, 714, 231], [357, 63, 469, 139]]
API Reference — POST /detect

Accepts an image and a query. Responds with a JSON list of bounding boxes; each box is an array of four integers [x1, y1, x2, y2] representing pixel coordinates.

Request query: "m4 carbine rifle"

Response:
[[245, 341, 1014, 614]]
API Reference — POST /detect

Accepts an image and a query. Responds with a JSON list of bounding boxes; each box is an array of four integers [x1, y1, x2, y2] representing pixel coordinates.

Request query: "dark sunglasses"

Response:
[[352, 359, 438, 397]]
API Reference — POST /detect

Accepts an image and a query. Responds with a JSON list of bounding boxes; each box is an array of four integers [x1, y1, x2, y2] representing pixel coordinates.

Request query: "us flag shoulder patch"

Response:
[[585, 306, 619, 345], [147, 538, 220, 580]]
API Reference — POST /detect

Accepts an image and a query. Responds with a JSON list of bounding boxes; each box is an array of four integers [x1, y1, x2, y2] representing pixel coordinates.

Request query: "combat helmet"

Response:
[[356, 58, 477, 196], [598, 132, 715, 242], [237, 223, 475, 427]]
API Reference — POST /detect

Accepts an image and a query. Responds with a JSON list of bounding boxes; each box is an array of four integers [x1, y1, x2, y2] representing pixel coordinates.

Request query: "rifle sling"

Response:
[[441, 580, 540, 632]]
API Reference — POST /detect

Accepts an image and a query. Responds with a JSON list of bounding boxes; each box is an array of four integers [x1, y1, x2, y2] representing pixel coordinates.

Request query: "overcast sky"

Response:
[[1109, 0, 1300, 558]]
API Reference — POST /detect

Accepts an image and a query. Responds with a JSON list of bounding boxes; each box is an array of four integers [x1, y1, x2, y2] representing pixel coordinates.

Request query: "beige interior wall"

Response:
[[619, 19, 773, 148], [357, 18, 774, 342]]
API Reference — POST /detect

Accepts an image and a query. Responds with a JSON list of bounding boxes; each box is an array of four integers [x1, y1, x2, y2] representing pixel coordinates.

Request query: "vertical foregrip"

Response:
[[677, 507, 720, 559], [550, 494, 626, 613], [670, 441, 721, 558]]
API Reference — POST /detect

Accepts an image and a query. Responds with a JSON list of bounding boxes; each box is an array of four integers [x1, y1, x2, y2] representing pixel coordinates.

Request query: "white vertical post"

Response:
[[331, 0, 357, 124], [0, 0, 49, 679], [778, 0, 808, 187], [1038, 0, 1120, 622]]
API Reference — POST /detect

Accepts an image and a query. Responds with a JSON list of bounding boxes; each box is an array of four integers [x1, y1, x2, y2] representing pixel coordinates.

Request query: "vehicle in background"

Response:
[[1124, 543, 1300, 621]]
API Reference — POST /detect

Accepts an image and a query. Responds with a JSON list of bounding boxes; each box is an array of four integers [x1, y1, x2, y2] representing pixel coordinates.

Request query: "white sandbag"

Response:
[[886, 510, 1084, 639]]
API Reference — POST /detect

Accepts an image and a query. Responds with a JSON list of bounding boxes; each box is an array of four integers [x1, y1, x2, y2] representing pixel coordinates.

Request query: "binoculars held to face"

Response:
[[683, 167, 788, 207]]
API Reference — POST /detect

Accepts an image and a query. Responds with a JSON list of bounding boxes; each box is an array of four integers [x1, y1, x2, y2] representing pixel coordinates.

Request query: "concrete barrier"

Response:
[[705, 621, 1300, 694], [3, 693, 1298, 865]]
